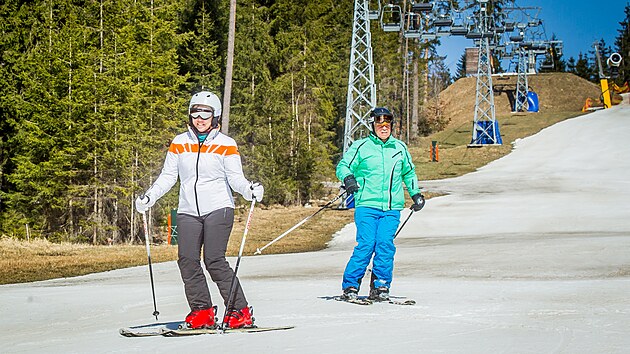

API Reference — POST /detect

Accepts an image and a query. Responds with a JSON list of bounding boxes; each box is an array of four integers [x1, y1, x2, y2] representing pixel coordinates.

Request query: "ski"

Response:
[[161, 325, 295, 337], [332, 295, 373, 305], [119, 321, 183, 337], [320, 295, 416, 306], [120, 325, 294, 337], [382, 299, 416, 306], [120, 327, 164, 337]]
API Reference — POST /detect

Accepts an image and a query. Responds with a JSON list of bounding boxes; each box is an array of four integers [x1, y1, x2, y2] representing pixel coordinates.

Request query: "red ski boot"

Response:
[[184, 306, 216, 329], [223, 306, 254, 329]]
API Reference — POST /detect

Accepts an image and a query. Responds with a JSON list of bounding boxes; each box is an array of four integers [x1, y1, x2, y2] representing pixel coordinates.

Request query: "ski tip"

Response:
[[254, 249, 262, 255]]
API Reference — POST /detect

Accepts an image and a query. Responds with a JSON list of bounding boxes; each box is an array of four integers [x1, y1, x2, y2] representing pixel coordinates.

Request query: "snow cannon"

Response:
[[607, 53, 623, 79], [607, 53, 622, 68]]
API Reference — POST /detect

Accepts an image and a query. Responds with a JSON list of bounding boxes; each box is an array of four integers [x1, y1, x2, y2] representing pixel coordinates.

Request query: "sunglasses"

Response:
[[190, 107, 214, 120]]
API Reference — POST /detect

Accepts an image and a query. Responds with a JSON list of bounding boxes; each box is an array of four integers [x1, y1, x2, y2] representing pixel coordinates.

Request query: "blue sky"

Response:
[[436, 0, 628, 74]]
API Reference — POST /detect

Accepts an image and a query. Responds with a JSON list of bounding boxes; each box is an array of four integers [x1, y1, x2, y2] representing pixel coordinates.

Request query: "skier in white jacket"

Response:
[[135, 91, 263, 329]]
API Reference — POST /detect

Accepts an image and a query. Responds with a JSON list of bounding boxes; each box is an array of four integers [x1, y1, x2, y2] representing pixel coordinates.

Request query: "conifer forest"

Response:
[[1, 0, 629, 244], [0, 0, 413, 244]]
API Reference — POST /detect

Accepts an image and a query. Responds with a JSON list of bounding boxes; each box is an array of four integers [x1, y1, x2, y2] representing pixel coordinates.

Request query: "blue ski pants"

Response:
[[342, 207, 401, 291]]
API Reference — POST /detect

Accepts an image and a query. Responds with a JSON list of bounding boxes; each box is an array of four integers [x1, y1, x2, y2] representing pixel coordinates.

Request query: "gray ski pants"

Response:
[[176, 208, 248, 311]]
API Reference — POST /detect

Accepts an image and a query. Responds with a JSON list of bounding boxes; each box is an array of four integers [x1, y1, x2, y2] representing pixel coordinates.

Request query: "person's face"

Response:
[[189, 104, 215, 133], [374, 115, 392, 141]]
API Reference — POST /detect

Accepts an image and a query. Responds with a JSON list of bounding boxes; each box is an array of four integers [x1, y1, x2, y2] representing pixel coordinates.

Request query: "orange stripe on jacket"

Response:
[[169, 143, 239, 156]]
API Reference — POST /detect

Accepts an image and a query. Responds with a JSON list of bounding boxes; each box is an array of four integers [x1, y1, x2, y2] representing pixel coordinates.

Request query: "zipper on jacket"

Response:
[[388, 148, 403, 209], [194, 140, 202, 216], [388, 164, 396, 209]]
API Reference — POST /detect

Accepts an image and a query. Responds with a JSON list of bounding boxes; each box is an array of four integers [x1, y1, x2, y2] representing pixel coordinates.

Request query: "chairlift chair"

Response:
[[437, 28, 451, 36], [381, 4, 402, 32], [490, 25, 505, 34], [433, 15, 453, 27], [411, 1, 433, 12], [466, 31, 482, 39], [519, 42, 534, 49], [539, 46, 556, 70], [532, 50, 546, 56], [450, 26, 468, 36], [532, 43, 547, 51], [528, 19, 542, 27], [448, 5, 468, 36], [403, 30, 421, 39], [540, 61, 554, 70], [555, 43, 563, 56], [405, 12, 421, 31]]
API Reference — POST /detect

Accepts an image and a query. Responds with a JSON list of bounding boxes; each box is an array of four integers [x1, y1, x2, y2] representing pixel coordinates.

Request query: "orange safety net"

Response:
[[582, 97, 594, 112]]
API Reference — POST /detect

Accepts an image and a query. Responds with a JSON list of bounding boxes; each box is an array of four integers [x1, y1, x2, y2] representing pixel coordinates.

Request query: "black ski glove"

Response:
[[411, 193, 425, 212], [343, 175, 359, 194]]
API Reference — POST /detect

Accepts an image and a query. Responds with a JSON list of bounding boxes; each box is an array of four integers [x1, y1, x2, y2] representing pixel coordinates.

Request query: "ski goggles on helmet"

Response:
[[189, 106, 215, 120], [374, 115, 393, 126]]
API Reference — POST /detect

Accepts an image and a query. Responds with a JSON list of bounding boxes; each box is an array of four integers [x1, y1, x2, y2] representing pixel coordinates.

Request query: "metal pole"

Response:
[[220, 198, 257, 331], [254, 192, 346, 255], [141, 211, 160, 320], [221, 0, 237, 134], [394, 209, 415, 239]]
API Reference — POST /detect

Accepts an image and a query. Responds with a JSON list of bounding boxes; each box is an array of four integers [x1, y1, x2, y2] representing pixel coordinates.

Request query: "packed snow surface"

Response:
[[2, 101, 629, 353]]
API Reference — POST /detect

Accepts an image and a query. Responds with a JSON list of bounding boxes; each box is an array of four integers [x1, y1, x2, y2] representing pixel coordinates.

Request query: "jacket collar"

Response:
[[369, 133, 394, 146], [187, 126, 220, 144]]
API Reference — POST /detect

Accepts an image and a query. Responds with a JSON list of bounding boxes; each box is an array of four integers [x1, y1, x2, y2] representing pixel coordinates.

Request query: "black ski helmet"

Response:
[[368, 107, 394, 133]]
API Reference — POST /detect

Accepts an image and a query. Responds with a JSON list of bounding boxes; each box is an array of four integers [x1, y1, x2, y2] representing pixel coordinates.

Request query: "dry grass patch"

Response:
[[1, 203, 355, 284], [411, 110, 587, 181], [0, 237, 177, 285]]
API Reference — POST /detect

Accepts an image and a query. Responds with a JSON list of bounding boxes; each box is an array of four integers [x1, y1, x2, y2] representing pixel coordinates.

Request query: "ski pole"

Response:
[[394, 196, 425, 239], [254, 191, 346, 255], [394, 209, 415, 239], [221, 197, 257, 331], [141, 210, 160, 321]]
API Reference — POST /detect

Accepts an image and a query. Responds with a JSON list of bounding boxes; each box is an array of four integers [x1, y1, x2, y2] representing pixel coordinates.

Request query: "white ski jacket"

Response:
[[145, 127, 254, 216]]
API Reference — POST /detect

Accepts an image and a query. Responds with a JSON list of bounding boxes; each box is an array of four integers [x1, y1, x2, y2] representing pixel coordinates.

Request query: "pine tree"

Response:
[[566, 56, 577, 73], [590, 38, 613, 82], [0, 0, 366, 240], [231, 0, 349, 205], [177, 0, 223, 92], [1, 0, 84, 240], [574, 52, 593, 81], [614, 3, 630, 84], [1, 0, 186, 243], [455, 52, 467, 80]]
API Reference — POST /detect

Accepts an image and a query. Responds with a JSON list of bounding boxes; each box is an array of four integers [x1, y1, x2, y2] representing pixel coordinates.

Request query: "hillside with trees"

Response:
[[1, 1, 628, 245]]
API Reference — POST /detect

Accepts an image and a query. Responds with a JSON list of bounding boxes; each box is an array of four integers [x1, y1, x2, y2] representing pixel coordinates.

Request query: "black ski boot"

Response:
[[341, 286, 359, 300], [368, 286, 389, 301]]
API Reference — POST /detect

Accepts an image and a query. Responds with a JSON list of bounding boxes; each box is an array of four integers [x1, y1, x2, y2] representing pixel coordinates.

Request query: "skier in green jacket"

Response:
[[336, 107, 425, 301]]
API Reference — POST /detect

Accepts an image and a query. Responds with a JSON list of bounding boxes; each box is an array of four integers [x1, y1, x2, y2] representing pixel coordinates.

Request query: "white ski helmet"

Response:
[[189, 91, 222, 117], [188, 91, 222, 132]]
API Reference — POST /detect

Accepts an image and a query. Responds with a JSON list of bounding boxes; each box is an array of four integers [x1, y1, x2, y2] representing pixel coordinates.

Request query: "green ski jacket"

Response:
[[336, 134, 421, 211]]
